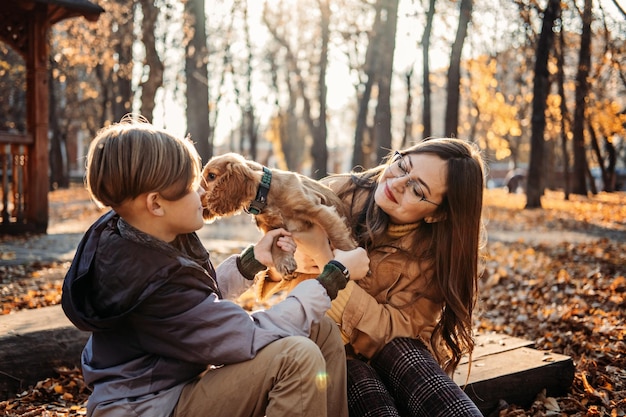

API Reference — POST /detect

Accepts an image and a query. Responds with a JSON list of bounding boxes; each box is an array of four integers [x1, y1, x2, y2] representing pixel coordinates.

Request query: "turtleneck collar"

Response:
[[386, 222, 420, 238]]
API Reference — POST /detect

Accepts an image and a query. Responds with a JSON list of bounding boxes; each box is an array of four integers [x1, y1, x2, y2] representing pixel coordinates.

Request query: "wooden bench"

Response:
[[454, 333, 575, 415], [0, 306, 575, 415], [0, 305, 89, 399]]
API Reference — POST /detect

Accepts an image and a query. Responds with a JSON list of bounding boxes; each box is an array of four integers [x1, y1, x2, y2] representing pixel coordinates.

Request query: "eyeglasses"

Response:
[[388, 151, 441, 207]]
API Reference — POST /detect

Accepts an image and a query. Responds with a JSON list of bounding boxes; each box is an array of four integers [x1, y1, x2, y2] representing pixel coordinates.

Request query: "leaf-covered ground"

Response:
[[477, 190, 625, 417], [1, 187, 624, 417]]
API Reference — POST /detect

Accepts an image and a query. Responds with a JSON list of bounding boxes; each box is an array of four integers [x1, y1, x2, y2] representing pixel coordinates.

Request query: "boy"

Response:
[[61, 117, 369, 417]]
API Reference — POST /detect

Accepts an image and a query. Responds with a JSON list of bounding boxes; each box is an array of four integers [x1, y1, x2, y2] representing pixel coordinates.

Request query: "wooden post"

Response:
[[25, 3, 50, 233]]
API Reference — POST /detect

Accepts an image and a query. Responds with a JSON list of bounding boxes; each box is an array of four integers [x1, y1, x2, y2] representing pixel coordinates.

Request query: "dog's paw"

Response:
[[274, 254, 298, 279]]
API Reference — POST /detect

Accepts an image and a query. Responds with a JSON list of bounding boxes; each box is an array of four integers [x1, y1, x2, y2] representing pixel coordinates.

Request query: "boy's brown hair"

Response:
[[86, 116, 201, 209]]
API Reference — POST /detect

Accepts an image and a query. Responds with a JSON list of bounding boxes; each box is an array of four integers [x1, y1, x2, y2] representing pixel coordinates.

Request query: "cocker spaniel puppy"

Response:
[[201, 152, 356, 279]]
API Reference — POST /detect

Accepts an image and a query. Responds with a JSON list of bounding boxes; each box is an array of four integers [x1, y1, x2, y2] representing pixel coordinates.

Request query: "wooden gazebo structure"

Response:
[[0, 0, 103, 234]]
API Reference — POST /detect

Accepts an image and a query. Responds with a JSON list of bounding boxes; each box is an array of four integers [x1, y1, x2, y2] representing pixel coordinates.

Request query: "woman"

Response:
[[262, 137, 486, 416]]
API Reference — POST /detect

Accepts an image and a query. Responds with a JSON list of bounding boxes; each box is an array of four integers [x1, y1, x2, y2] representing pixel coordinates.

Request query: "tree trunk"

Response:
[[444, 0, 472, 138], [310, 0, 331, 179], [374, 0, 399, 165], [352, 75, 374, 169], [401, 68, 413, 149], [604, 134, 617, 192], [555, 28, 570, 200], [353, 2, 383, 169], [588, 122, 616, 192], [587, 123, 603, 193], [94, 63, 109, 128], [185, 0, 211, 163], [48, 58, 67, 190], [242, 4, 258, 160], [284, 96, 300, 170], [571, 0, 593, 196], [112, 0, 134, 122], [138, 0, 163, 122], [266, 48, 300, 171], [525, 0, 560, 209], [421, 0, 436, 139]]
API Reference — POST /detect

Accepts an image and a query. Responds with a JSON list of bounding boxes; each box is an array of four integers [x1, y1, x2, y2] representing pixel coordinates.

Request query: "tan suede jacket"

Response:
[[259, 175, 445, 361]]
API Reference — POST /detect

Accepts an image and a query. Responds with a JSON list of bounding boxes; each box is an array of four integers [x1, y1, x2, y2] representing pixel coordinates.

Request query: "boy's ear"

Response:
[[146, 192, 165, 216]]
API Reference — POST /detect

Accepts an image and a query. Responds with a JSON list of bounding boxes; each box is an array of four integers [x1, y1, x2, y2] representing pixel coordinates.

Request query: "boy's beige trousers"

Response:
[[172, 316, 348, 417]]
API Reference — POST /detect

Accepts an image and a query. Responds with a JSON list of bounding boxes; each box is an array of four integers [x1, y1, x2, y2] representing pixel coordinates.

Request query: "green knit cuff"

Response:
[[316, 263, 348, 300], [237, 245, 266, 280]]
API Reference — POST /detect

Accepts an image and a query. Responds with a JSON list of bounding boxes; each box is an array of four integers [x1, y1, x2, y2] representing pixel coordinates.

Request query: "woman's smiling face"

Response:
[[374, 152, 448, 224]]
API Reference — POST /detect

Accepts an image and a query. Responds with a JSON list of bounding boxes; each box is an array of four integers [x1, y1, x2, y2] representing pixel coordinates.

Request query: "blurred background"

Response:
[[1, 0, 624, 195]]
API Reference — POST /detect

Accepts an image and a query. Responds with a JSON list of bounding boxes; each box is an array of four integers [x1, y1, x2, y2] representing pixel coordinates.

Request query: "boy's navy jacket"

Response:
[[62, 211, 331, 417]]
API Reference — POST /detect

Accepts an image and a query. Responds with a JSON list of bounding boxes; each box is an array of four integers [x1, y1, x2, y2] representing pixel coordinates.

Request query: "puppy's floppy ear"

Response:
[[227, 159, 258, 200]]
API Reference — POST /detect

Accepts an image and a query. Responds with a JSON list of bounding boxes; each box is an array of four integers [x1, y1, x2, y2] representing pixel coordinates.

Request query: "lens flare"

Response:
[[315, 371, 328, 390]]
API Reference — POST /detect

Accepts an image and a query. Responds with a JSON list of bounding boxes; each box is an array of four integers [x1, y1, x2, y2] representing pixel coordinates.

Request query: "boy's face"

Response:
[[160, 187, 206, 238]]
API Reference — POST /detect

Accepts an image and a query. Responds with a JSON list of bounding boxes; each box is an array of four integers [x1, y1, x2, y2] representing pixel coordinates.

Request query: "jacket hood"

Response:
[[62, 211, 119, 331], [61, 211, 214, 332]]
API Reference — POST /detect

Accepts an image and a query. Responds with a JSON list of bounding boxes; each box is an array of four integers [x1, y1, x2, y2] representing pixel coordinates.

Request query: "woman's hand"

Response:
[[333, 247, 370, 280], [253, 228, 294, 268]]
